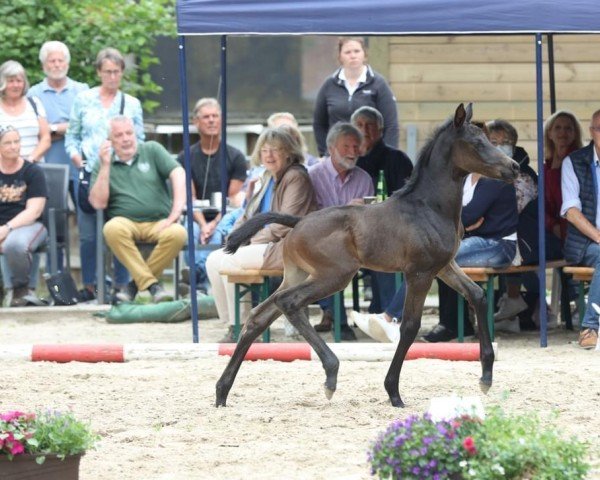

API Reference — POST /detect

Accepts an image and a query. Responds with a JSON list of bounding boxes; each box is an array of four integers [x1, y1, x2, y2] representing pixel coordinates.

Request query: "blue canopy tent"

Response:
[[175, 0, 600, 346]]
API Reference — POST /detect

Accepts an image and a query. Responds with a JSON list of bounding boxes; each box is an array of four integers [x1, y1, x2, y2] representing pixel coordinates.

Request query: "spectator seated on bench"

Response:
[[206, 127, 317, 343], [308, 123, 374, 341], [560, 109, 600, 349], [0, 126, 48, 307], [89, 117, 187, 304]]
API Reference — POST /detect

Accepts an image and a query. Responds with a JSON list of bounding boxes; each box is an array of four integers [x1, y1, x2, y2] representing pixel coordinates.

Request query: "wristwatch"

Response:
[[50, 124, 58, 134]]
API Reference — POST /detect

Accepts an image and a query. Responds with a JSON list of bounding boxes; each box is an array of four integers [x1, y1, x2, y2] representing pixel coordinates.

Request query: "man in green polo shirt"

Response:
[[89, 116, 186, 303]]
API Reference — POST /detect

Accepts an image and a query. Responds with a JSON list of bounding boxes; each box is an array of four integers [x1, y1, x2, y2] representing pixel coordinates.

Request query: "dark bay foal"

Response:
[[216, 104, 519, 408]]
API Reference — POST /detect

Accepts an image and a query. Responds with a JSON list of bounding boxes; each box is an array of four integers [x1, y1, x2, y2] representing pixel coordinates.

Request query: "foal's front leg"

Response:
[[437, 261, 494, 392], [385, 273, 434, 407]]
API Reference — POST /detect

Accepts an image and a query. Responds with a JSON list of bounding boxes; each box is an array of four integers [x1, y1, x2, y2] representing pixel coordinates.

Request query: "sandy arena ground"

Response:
[[0, 306, 598, 479]]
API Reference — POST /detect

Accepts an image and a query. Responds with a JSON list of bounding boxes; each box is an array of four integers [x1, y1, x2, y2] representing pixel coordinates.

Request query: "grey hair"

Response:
[[95, 47, 125, 71], [108, 115, 134, 132], [0, 124, 19, 141], [0, 60, 29, 97], [326, 122, 363, 150], [267, 112, 298, 128], [39, 41, 71, 64], [193, 97, 221, 118], [487, 119, 518, 144], [250, 127, 304, 167], [351, 106, 384, 130]]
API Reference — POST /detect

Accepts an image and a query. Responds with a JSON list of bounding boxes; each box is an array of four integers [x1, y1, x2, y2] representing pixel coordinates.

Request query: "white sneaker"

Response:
[[495, 316, 521, 333], [369, 315, 400, 343], [349, 310, 374, 338], [494, 293, 528, 321]]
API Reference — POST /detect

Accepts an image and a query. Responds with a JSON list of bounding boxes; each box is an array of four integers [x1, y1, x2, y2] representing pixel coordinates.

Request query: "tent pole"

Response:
[[547, 34, 557, 114], [178, 35, 200, 343], [220, 35, 228, 217], [535, 33, 548, 347]]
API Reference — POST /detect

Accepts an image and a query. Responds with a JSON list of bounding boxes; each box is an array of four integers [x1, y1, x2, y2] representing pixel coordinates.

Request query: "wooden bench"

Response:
[[459, 260, 569, 342], [218, 269, 344, 343], [563, 266, 594, 320]]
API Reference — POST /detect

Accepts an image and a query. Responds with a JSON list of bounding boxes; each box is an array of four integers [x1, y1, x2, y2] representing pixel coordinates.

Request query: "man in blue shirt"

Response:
[[29, 41, 89, 202], [28, 41, 88, 275]]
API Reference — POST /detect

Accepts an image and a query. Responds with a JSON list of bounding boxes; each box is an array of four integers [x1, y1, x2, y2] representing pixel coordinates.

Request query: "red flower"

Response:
[[462, 436, 477, 455]]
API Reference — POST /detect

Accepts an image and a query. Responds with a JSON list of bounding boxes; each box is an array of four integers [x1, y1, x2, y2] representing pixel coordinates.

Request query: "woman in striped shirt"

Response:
[[0, 60, 50, 163]]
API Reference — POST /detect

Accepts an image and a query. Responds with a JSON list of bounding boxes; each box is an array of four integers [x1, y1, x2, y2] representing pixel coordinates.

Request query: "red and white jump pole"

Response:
[[0, 342, 497, 363]]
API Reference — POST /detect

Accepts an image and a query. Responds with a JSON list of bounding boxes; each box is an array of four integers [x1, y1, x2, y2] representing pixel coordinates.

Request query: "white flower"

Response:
[[468, 468, 477, 476], [492, 464, 505, 475], [459, 460, 468, 467], [518, 438, 526, 445]]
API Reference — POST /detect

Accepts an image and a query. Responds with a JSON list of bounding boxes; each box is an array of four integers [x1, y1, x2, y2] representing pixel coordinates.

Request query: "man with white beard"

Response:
[[308, 122, 374, 341], [29, 41, 89, 199]]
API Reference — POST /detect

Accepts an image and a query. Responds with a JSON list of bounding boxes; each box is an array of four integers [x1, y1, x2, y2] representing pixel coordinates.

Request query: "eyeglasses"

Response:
[[100, 69, 122, 77], [260, 147, 282, 155]]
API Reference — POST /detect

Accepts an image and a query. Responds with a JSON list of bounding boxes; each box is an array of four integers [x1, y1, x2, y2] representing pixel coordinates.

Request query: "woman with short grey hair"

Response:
[[0, 60, 50, 162]]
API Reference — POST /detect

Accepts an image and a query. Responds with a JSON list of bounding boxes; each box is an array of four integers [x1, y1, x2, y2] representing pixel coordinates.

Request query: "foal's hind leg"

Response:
[[437, 261, 494, 392], [215, 295, 285, 407], [384, 272, 435, 407], [274, 272, 356, 400]]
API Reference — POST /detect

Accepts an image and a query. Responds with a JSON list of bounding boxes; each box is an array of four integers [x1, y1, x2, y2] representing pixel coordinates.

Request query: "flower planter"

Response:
[[0, 453, 82, 480]]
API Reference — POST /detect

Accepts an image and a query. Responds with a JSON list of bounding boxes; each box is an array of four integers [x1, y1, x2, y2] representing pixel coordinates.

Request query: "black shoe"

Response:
[[148, 283, 172, 303], [340, 324, 357, 341], [77, 288, 96, 302], [314, 310, 334, 332], [422, 324, 457, 343], [113, 281, 138, 304]]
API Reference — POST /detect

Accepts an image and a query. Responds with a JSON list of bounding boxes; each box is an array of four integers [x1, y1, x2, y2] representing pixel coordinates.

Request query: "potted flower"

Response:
[[368, 407, 590, 479], [0, 410, 98, 479]]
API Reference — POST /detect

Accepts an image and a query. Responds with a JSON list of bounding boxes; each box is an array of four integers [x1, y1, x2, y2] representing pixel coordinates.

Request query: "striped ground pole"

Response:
[[0, 342, 498, 363]]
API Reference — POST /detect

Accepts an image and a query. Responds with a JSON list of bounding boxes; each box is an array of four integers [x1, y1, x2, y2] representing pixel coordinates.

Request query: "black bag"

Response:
[[45, 272, 79, 306], [77, 166, 96, 214], [76, 93, 126, 215]]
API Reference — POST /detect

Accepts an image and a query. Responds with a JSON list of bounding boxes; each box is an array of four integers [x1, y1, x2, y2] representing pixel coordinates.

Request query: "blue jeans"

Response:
[[318, 295, 348, 326], [580, 242, 600, 330], [385, 237, 516, 322], [0, 223, 47, 289], [367, 270, 397, 313], [77, 204, 129, 288], [185, 209, 243, 291]]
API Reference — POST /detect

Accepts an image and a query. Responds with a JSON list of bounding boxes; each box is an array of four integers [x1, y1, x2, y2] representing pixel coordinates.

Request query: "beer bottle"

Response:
[[376, 170, 386, 202]]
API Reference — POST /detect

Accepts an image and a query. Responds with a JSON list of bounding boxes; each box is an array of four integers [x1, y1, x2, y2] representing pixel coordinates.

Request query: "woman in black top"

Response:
[[0, 125, 48, 306], [312, 37, 399, 156]]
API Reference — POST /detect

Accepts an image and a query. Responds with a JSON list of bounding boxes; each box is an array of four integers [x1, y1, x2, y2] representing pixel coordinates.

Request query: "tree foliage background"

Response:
[[0, 0, 176, 112]]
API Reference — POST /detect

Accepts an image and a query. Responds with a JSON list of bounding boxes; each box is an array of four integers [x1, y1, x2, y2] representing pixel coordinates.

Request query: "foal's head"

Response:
[[449, 103, 519, 182]]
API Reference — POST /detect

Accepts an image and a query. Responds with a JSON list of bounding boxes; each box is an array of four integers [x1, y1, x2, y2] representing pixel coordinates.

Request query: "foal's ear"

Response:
[[453, 103, 466, 128], [465, 103, 473, 123]]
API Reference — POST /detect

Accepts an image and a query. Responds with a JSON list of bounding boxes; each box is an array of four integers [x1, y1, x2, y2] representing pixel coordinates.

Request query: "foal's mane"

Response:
[[392, 117, 454, 199]]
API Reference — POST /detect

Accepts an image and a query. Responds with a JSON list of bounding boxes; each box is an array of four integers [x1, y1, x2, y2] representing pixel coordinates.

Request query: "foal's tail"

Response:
[[224, 212, 302, 254]]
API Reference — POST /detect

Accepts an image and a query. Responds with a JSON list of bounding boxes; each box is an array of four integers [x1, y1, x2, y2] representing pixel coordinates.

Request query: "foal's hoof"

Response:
[[479, 375, 492, 394], [390, 396, 405, 408], [215, 383, 229, 407], [324, 384, 336, 400]]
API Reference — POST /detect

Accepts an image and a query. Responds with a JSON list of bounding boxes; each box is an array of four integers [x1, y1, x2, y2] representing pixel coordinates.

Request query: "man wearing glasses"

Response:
[[561, 110, 600, 349]]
